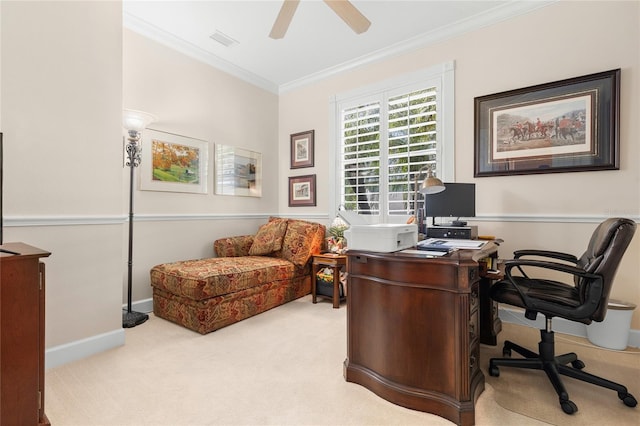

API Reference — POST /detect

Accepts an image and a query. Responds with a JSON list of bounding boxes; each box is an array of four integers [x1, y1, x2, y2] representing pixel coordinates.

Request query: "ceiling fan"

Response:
[[269, 0, 371, 39]]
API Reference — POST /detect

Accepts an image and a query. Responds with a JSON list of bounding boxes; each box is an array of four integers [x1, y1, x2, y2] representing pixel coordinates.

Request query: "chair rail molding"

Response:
[[4, 213, 638, 228]]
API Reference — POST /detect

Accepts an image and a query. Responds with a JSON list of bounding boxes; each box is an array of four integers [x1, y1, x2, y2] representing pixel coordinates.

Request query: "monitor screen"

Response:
[[424, 182, 475, 222]]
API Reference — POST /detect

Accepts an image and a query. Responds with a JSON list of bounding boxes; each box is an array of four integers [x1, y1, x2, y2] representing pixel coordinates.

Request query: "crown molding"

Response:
[[123, 12, 279, 94], [123, 2, 556, 95], [279, 1, 556, 93]]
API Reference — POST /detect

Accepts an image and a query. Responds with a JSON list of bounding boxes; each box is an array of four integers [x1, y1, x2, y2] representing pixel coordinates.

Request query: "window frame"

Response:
[[329, 61, 455, 224]]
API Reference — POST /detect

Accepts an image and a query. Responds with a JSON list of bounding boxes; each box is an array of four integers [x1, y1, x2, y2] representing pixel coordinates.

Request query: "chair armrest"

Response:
[[513, 249, 578, 264], [214, 235, 255, 257], [503, 259, 604, 320]]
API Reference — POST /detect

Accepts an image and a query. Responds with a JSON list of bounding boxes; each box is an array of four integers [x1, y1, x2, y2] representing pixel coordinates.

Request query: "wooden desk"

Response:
[[1, 243, 52, 425], [311, 253, 347, 308], [344, 249, 484, 426]]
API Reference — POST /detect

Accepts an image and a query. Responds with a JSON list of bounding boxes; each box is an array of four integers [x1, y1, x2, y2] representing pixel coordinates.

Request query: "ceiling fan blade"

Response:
[[269, 0, 300, 39], [323, 0, 371, 34]]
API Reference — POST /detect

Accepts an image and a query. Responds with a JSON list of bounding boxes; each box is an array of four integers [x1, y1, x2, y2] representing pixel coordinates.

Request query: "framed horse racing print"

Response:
[[474, 69, 620, 177]]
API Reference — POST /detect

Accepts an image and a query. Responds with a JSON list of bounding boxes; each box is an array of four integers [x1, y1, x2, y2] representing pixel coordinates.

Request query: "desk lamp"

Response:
[[122, 109, 157, 328], [413, 164, 445, 223]]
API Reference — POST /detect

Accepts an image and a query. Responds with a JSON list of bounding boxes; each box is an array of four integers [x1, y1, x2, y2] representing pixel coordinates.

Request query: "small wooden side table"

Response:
[[311, 253, 347, 308]]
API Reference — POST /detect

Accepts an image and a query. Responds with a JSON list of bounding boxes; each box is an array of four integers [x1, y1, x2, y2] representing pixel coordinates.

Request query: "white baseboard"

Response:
[[499, 307, 639, 349], [45, 328, 125, 370], [128, 297, 154, 314], [46, 299, 154, 370]]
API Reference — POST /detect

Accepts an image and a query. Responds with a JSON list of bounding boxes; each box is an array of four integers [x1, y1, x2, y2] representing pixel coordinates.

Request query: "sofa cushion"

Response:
[[150, 256, 300, 301], [248, 218, 288, 255], [214, 235, 254, 257], [278, 219, 325, 267]]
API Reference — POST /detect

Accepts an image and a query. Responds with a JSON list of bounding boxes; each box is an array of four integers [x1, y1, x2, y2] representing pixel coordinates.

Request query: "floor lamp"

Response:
[[122, 109, 157, 328]]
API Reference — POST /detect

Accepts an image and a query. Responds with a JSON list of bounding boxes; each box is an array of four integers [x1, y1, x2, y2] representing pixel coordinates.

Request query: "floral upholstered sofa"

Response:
[[150, 217, 326, 334]]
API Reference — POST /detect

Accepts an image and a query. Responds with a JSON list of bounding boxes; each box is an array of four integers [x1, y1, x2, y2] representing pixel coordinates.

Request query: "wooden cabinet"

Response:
[[1, 243, 51, 425], [344, 250, 484, 426]]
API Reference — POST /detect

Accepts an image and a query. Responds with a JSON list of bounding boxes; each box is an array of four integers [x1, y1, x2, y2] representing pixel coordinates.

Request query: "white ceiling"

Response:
[[123, 0, 554, 94]]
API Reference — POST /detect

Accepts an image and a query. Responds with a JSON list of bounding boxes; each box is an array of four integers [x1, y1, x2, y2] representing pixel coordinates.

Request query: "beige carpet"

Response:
[[45, 296, 637, 425], [482, 322, 640, 426]]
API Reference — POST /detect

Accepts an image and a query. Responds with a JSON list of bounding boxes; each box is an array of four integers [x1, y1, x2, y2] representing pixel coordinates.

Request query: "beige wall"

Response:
[[122, 30, 280, 303], [278, 1, 640, 327], [1, 1, 124, 346]]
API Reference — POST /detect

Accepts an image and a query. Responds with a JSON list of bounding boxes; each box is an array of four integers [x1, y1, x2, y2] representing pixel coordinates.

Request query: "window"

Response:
[[330, 62, 455, 223]]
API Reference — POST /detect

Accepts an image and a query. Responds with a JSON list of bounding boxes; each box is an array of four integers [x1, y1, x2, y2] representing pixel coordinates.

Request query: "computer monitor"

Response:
[[424, 182, 475, 226]]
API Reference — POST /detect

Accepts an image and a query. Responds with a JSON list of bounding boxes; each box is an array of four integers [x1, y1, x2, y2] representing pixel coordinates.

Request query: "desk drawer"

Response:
[[348, 254, 468, 290]]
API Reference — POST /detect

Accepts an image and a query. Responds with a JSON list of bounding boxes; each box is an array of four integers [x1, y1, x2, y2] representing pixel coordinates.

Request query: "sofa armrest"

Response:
[[214, 235, 254, 257]]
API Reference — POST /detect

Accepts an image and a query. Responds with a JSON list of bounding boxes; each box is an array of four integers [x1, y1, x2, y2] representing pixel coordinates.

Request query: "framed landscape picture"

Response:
[[290, 130, 314, 169], [140, 129, 208, 193], [474, 69, 620, 177], [288, 174, 316, 207]]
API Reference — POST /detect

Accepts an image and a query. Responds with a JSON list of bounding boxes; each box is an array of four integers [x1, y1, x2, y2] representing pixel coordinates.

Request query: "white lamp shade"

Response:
[[123, 109, 157, 132]]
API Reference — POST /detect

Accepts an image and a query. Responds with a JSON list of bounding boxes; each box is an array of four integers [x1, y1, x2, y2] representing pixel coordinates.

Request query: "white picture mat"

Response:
[[139, 129, 209, 194]]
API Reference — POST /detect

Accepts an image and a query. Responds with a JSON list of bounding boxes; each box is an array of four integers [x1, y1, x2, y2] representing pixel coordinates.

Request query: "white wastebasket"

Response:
[[586, 299, 636, 350]]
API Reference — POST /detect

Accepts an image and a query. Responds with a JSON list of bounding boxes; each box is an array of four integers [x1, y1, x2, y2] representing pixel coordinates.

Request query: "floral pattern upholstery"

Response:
[[274, 219, 326, 267], [213, 235, 254, 257], [151, 218, 325, 334], [151, 256, 305, 301], [152, 276, 311, 335], [248, 217, 288, 255]]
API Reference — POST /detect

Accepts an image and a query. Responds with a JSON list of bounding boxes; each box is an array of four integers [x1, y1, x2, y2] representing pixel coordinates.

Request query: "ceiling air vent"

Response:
[[209, 30, 238, 48]]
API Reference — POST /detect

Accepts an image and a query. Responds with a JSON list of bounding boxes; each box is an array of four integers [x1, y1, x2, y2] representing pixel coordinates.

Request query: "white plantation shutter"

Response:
[[387, 88, 438, 216], [332, 62, 454, 223], [338, 86, 440, 220], [341, 101, 382, 215]]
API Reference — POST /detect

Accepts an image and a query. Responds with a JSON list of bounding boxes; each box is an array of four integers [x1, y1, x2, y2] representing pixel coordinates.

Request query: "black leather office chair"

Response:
[[488, 218, 637, 414]]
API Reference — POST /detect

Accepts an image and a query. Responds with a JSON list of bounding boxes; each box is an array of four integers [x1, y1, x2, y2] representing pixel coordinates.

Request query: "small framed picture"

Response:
[[290, 130, 314, 169], [214, 144, 262, 197], [288, 174, 316, 207]]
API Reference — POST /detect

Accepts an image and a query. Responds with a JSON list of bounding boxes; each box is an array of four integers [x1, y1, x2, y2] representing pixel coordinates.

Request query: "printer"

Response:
[[344, 223, 418, 253]]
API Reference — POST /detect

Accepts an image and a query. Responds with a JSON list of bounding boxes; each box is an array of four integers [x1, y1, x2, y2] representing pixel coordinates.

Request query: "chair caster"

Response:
[[560, 399, 578, 414], [571, 359, 585, 369], [489, 365, 500, 377], [618, 392, 637, 407]]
